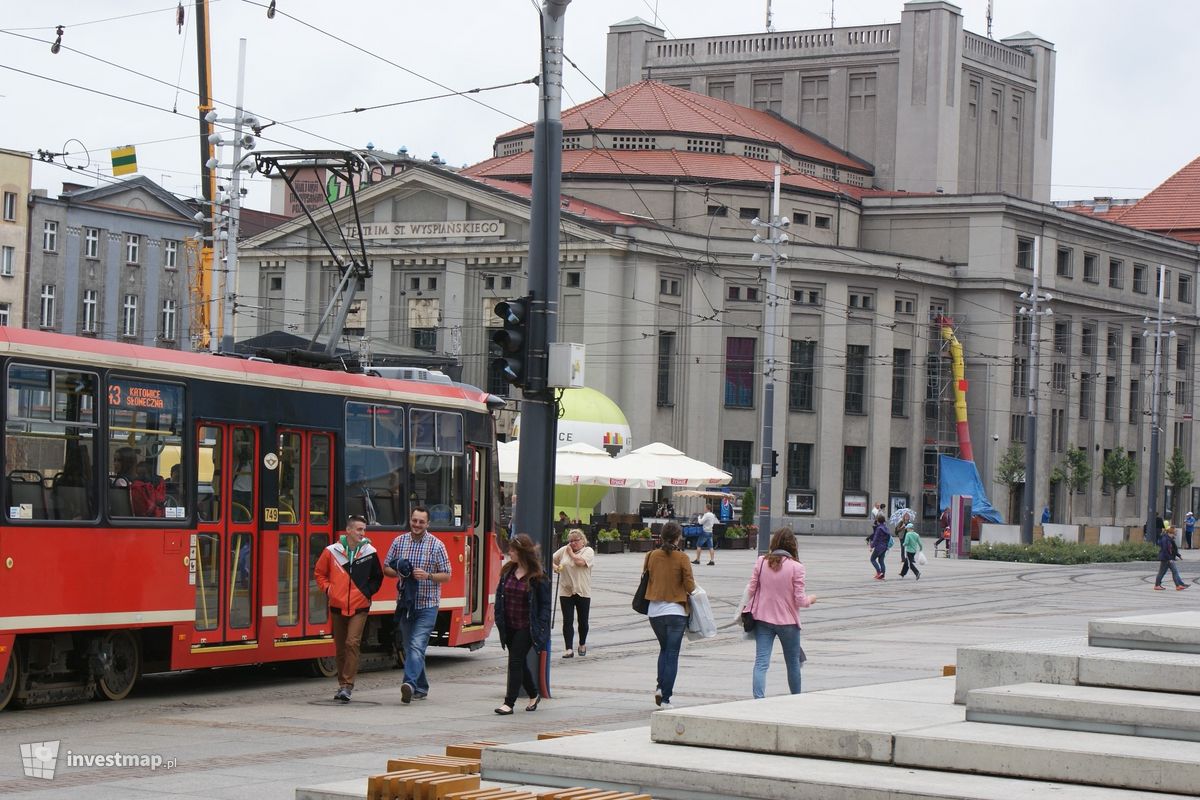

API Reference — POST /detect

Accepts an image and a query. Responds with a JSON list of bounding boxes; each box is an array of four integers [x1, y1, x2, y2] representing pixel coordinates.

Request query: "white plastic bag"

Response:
[[686, 586, 718, 640], [915, 550, 928, 566]]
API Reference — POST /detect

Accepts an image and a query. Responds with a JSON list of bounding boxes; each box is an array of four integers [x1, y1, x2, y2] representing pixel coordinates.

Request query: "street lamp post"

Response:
[[1018, 235, 1052, 544]]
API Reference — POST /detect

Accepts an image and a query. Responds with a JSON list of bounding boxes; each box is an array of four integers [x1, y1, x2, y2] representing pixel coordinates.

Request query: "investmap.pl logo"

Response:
[[20, 740, 176, 779]]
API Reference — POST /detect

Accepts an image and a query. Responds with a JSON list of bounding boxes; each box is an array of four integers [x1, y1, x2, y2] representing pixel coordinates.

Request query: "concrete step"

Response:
[[650, 678, 963, 763], [893, 720, 1200, 795], [1079, 647, 1200, 694], [1090, 611, 1200, 654], [953, 636, 1122, 703], [482, 727, 1190, 800], [965, 681, 1200, 741]]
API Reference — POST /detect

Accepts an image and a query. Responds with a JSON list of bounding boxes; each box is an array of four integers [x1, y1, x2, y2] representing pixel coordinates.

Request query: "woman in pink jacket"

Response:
[[743, 527, 818, 698]]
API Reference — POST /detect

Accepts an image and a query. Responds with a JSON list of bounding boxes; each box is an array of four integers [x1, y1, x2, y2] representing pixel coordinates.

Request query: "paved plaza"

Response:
[[0, 537, 1194, 798]]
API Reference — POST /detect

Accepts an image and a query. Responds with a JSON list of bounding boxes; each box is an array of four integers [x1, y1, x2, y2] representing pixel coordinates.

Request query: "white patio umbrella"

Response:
[[499, 440, 661, 518], [614, 442, 732, 488]]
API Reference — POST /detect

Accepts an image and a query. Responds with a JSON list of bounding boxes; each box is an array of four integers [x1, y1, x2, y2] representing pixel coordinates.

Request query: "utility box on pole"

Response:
[[548, 342, 585, 388]]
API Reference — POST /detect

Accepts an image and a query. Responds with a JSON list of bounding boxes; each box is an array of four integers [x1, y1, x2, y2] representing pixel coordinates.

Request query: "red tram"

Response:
[[0, 328, 503, 709]]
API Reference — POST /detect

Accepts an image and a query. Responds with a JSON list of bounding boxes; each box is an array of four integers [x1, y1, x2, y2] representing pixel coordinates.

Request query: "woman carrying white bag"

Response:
[[740, 528, 817, 698]]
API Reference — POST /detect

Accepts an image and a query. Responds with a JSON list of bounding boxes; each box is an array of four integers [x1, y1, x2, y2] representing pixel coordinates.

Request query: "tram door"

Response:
[[274, 430, 335, 638], [191, 422, 261, 646]]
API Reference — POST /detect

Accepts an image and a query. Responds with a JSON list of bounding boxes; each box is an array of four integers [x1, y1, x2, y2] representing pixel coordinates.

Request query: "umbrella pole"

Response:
[[574, 482, 581, 523]]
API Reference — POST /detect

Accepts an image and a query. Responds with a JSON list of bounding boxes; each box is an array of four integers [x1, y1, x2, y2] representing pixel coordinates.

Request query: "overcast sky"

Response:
[[3, 1, 1196, 211]]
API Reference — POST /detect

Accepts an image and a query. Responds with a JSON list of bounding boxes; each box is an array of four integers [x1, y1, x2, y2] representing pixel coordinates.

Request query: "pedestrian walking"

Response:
[[744, 528, 817, 698], [899, 523, 923, 580], [869, 512, 890, 579], [383, 506, 452, 704], [313, 514, 383, 703], [934, 507, 951, 555], [645, 521, 695, 709], [692, 504, 718, 566], [552, 528, 594, 658], [1154, 524, 1189, 591], [493, 533, 552, 714]]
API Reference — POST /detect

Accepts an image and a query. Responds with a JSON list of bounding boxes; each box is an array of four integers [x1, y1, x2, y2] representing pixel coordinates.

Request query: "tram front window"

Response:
[[106, 378, 185, 520]]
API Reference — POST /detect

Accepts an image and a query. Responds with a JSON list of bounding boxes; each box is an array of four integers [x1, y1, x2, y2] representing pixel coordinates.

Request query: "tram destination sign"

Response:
[[341, 219, 506, 240]]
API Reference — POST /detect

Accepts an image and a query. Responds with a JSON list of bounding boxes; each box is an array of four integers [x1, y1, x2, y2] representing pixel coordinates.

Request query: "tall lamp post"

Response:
[[749, 165, 788, 554], [1144, 263, 1176, 541], [1017, 235, 1052, 544]]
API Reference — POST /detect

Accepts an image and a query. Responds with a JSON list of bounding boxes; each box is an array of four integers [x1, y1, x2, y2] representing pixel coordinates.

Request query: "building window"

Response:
[[1016, 236, 1034, 270], [792, 287, 821, 305], [1109, 259, 1123, 289], [1056, 247, 1073, 278], [752, 79, 782, 113], [800, 76, 829, 114], [722, 440, 753, 487], [1180, 274, 1193, 305], [706, 204, 728, 217], [84, 227, 99, 259], [409, 276, 421, 291], [724, 337, 755, 408], [124, 233, 140, 264], [1012, 356, 1027, 398], [39, 284, 55, 327], [486, 347, 509, 398], [1131, 332, 1143, 365], [161, 299, 177, 341], [565, 271, 581, 288], [657, 331, 676, 407], [738, 207, 760, 220], [1049, 408, 1066, 453], [427, 276, 437, 291], [1081, 324, 1096, 359], [1106, 326, 1121, 361], [164, 239, 178, 269], [792, 211, 810, 226], [888, 447, 906, 492], [787, 443, 812, 489], [895, 296, 915, 315], [0, 246, 12, 277], [1052, 362, 1067, 392], [1129, 379, 1141, 424], [269, 276, 283, 291], [1079, 375, 1093, 419], [727, 286, 741, 301], [745, 287, 760, 302], [1178, 337, 1191, 372], [708, 80, 735, 102], [43, 221, 58, 252], [968, 81, 980, 119], [1053, 321, 1069, 354], [660, 277, 681, 296], [2, 191, 15, 221], [814, 215, 831, 230], [843, 445, 865, 491], [0, 302, 8, 326], [483, 276, 495, 291], [1083, 253, 1098, 283], [1133, 263, 1147, 294], [82, 289, 98, 334], [789, 339, 816, 412], [848, 73, 877, 111], [848, 292, 874, 311], [1014, 313, 1031, 348], [892, 348, 909, 417], [501, 276, 512, 290], [1010, 413, 1025, 442], [412, 327, 436, 352], [121, 294, 138, 337], [845, 344, 868, 414]]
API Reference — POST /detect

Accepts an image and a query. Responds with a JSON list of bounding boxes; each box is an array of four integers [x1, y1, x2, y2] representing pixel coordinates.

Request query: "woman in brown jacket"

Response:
[[644, 521, 696, 709]]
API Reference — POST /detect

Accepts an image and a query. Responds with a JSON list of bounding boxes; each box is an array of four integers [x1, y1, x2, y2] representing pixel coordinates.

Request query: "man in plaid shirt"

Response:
[[383, 506, 451, 703]]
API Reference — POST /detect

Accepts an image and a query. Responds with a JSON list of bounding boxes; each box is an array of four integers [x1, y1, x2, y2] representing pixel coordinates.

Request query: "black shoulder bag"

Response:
[[632, 552, 652, 614], [741, 557, 765, 632]]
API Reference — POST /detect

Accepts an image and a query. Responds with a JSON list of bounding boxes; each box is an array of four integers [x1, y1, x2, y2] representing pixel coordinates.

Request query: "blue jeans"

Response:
[[1156, 559, 1185, 587], [396, 606, 439, 693], [870, 547, 887, 576], [752, 621, 804, 699], [648, 614, 687, 703]]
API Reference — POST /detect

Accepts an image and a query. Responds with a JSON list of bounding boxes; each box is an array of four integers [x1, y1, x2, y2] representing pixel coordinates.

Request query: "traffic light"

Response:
[[491, 296, 531, 387], [770, 449, 779, 478]]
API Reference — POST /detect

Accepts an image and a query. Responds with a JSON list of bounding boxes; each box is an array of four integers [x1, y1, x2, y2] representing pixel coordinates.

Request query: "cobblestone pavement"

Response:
[[0, 537, 1189, 797]]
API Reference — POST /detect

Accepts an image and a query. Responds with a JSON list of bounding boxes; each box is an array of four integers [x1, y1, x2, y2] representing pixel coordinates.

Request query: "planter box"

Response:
[[628, 539, 655, 552], [1099, 525, 1125, 545], [979, 524, 1020, 544], [595, 539, 624, 554], [1043, 523, 1080, 543], [1082, 526, 1100, 545], [723, 536, 749, 550]]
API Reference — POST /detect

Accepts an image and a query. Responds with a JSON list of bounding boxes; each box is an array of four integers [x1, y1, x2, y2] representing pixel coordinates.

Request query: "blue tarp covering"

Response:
[[938, 455, 1003, 523]]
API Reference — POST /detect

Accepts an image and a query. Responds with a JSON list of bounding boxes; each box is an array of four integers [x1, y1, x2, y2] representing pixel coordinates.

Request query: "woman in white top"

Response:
[[552, 528, 595, 657]]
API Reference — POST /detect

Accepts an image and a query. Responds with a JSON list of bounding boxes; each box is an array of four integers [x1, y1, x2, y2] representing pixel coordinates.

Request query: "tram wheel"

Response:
[[0, 644, 20, 711], [307, 656, 337, 679], [95, 630, 141, 701]]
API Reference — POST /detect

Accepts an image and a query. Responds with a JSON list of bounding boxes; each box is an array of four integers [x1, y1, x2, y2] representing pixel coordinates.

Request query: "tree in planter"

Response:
[[1102, 449, 1137, 525], [994, 442, 1025, 523], [1165, 448, 1194, 520], [741, 488, 756, 526], [1049, 445, 1091, 524]]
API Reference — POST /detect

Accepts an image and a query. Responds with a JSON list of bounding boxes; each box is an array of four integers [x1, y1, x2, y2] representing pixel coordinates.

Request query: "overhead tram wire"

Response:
[[0, 1, 223, 32]]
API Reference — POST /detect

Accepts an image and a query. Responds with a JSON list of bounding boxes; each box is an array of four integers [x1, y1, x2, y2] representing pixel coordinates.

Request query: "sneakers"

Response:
[[874, 573, 884, 580], [707, 561, 715, 566], [1153, 585, 1166, 591], [334, 687, 351, 703], [412, 691, 428, 700], [562, 650, 574, 659], [658, 702, 673, 710], [691, 559, 700, 564], [401, 682, 414, 704], [1178, 584, 1189, 591]]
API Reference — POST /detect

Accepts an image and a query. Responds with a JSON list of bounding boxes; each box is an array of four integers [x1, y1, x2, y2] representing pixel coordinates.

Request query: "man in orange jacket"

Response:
[[314, 514, 384, 702]]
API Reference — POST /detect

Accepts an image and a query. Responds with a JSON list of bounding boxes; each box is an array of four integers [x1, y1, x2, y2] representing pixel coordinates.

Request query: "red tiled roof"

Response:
[[495, 81, 870, 172], [1112, 154, 1200, 233], [464, 149, 862, 198], [469, 176, 644, 225], [1058, 202, 1134, 223]]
